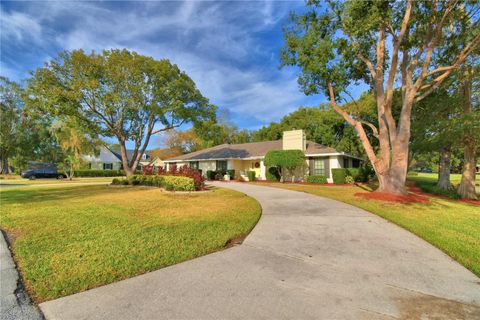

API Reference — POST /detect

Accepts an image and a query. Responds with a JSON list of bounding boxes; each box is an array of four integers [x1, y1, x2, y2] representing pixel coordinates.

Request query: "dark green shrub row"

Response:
[[112, 175, 196, 191], [306, 175, 328, 184], [76, 169, 125, 177], [247, 171, 256, 181], [266, 167, 281, 181], [331, 167, 374, 184]]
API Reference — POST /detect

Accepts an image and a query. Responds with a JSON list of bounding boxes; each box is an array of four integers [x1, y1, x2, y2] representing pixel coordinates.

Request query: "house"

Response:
[[82, 146, 152, 170], [163, 130, 362, 183]]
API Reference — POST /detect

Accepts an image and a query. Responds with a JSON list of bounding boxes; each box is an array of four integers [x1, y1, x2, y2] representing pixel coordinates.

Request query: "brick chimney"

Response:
[[282, 130, 306, 151]]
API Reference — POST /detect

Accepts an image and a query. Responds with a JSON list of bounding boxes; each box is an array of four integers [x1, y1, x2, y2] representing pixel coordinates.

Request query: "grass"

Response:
[[0, 177, 121, 185], [408, 173, 480, 198], [0, 185, 261, 302], [252, 181, 480, 277]]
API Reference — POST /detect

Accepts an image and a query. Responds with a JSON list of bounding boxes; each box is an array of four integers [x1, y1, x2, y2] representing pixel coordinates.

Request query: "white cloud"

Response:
[[1, 0, 316, 126], [0, 7, 42, 43]]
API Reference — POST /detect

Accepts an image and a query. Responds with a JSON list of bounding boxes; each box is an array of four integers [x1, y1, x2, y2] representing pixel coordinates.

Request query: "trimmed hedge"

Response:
[[247, 171, 256, 181], [112, 174, 196, 191], [331, 168, 347, 184], [76, 169, 125, 177], [162, 176, 195, 191], [266, 167, 281, 181], [306, 175, 328, 184], [206, 170, 216, 180]]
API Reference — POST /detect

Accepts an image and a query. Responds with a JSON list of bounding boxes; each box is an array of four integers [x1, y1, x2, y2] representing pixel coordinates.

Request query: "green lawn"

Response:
[[253, 182, 480, 277], [0, 185, 261, 302], [408, 172, 480, 197]]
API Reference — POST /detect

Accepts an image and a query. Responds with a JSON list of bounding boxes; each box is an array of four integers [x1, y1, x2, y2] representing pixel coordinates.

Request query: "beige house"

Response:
[[164, 130, 362, 183]]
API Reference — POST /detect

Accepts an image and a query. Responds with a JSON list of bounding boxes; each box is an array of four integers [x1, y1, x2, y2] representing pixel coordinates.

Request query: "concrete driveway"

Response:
[[40, 182, 480, 319]]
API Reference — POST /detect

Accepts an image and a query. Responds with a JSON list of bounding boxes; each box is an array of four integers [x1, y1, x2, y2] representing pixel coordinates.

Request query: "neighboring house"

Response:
[[164, 130, 362, 183], [82, 146, 152, 170]]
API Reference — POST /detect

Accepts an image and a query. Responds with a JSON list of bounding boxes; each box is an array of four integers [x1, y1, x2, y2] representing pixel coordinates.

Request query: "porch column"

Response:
[[260, 160, 266, 180]]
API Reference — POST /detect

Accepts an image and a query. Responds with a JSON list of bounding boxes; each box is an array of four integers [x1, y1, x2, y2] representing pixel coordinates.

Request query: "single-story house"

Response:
[[164, 130, 363, 183], [82, 146, 152, 170]]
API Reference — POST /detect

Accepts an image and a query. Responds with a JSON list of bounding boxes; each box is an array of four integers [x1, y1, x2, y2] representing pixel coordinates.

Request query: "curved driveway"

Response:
[[40, 182, 480, 319]]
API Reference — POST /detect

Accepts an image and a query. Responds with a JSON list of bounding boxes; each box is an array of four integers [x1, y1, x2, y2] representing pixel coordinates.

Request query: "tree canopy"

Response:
[[282, 0, 480, 194], [27, 49, 215, 176]]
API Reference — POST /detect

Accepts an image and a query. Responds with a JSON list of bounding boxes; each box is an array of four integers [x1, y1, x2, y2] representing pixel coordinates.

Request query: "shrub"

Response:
[[346, 168, 360, 181], [169, 164, 177, 174], [215, 171, 224, 180], [331, 168, 347, 184], [162, 176, 195, 191], [226, 169, 235, 179], [266, 167, 281, 181], [206, 170, 216, 180], [178, 165, 205, 190], [247, 171, 256, 181], [128, 175, 141, 185], [264, 150, 305, 181], [306, 175, 328, 184], [111, 178, 120, 185], [121, 179, 129, 185], [345, 175, 355, 184], [142, 165, 154, 175]]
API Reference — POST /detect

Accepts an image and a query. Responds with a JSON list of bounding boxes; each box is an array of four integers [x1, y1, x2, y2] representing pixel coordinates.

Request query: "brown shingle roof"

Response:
[[165, 140, 344, 162]]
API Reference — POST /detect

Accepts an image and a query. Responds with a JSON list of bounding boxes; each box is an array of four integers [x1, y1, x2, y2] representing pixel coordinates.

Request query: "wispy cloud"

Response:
[[0, 0, 322, 128]]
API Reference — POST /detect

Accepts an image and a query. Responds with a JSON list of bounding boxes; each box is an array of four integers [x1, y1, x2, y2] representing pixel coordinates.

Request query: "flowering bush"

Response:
[[142, 165, 154, 175], [169, 164, 177, 175]]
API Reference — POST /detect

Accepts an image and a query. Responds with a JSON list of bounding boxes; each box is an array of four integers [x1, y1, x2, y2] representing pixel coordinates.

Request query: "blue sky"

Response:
[[1, 1, 366, 146]]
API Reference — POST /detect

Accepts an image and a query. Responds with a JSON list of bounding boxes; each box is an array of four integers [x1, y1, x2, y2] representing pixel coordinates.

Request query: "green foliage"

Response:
[[331, 168, 347, 184], [27, 49, 215, 174], [206, 170, 216, 180], [226, 169, 235, 178], [306, 175, 327, 184], [117, 174, 196, 191], [407, 171, 419, 176], [266, 167, 281, 181], [247, 171, 256, 181], [162, 175, 195, 191], [264, 150, 305, 181], [253, 106, 372, 157], [345, 175, 355, 184], [75, 170, 125, 177], [264, 150, 305, 168]]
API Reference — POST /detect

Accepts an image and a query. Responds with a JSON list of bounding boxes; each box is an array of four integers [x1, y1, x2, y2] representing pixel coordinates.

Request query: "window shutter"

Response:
[[308, 158, 314, 176], [103, 163, 105, 170], [324, 158, 330, 178]]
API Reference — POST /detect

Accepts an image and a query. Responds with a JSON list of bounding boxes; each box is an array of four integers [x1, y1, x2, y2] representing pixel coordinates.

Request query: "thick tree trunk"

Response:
[[119, 142, 134, 177], [437, 145, 452, 190], [457, 68, 477, 200], [0, 157, 10, 174], [458, 138, 477, 199]]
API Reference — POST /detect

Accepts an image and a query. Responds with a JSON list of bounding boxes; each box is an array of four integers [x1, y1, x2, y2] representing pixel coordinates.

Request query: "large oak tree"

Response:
[[282, 0, 480, 194], [28, 49, 215, 176]]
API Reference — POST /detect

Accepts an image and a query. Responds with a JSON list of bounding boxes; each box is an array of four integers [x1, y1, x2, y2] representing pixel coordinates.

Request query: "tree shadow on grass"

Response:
[[0, 185, 121, 206]]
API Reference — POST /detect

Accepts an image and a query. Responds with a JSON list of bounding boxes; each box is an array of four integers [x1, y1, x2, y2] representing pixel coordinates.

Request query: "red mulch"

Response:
[[354, 191, 430, 204]]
